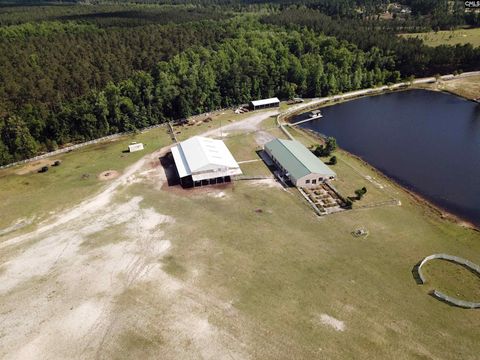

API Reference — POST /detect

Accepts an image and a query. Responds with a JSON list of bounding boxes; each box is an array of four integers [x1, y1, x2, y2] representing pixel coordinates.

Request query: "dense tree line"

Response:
[[262, 8, 480, 76], [0, 3, 225, 26], [0, 19, 399, 164], [0, 20, 231, 112], [97, 0, 480, 28], [0, 1, 478, 165]]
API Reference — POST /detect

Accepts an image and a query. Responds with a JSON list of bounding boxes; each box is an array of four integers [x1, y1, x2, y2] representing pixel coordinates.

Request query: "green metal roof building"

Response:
[[264, 138, 336, 187]]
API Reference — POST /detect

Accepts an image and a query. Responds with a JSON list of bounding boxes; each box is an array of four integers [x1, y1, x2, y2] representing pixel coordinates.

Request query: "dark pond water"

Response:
[[295, 90, 480, 227]]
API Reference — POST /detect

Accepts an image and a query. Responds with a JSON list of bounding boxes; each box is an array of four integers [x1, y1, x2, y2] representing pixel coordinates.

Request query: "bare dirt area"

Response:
[[313, 314, 346, 332], [98, 170, 120, 181], [0, 159, 250, 359], [0, 111, 280, 359], [248, 178, 283, 189], [254, 130, 275, 146], [161, 181, 233, 198], [202, 110, 278, 138]]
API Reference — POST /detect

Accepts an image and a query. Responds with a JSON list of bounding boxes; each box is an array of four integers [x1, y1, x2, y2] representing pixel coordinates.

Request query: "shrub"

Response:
[[314, 137, 337, 157], [329, 156, 337, 165], [38, 166, 49, 173], [52, 160, 61, 166], [354, 186, 367, 200]]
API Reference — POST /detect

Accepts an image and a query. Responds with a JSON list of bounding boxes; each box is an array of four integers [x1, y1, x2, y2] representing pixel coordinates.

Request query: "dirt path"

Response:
[[202, 110, 278, 138], [0, 110, 277, 359]]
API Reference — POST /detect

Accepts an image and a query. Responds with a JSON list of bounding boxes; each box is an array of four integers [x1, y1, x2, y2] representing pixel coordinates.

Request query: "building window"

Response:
[[319, 177, 323, 182], [306, 179, 310, 184], [312, 179, 317, 184]]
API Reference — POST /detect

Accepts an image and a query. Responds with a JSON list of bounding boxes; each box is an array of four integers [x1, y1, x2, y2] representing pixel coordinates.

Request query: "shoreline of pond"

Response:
[[300, 127, 479, 232], [287, 90, 480, 231]]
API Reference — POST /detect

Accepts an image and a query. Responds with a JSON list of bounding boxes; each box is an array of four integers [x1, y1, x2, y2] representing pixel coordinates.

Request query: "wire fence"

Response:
[[0, 123, 171, 170], [0, 105, 235, 171]]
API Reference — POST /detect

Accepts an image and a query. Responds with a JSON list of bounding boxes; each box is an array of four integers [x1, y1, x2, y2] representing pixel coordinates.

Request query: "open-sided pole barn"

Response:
[[171, 136, 242, 187], [249, 97, 280, 110]]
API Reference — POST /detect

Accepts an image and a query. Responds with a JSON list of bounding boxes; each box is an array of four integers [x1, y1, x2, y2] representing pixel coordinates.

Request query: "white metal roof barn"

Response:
[[171, 136, 242, 187], [249, 97, 280, 110]]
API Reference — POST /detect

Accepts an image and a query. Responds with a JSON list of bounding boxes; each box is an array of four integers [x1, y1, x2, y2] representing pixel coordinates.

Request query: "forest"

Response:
[[0, 0, 479, 165]]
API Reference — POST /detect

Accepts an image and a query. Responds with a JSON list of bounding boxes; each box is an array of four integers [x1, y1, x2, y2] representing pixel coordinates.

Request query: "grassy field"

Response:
[[400, 28, 480, 47], [0, 127, 171, 231], [438, 75, 480, 100], [0, 107, 279, 232], [130, 154, 480, 359], [422, 259, 480, 302], [414, 75, 480, 100], [1, 107, 480, 359]]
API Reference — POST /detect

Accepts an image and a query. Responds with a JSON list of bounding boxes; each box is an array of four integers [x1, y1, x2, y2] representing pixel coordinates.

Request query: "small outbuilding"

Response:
[[128, 142, 144, 152], [249, 97, 280, 111], [264, 138, 336, 187], [171, 136, 242, 187]]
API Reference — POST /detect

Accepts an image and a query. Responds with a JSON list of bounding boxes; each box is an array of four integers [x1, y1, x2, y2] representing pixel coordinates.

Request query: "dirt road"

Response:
[[0, 111, 276, 359]]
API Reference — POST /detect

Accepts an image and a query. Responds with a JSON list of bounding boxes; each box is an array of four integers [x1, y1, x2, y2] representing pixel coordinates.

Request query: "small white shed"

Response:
[[128, 143, 144, 153]]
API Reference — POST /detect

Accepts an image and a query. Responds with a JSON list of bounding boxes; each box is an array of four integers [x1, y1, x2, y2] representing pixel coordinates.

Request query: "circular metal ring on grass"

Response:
[[417, 254, 480, 309]]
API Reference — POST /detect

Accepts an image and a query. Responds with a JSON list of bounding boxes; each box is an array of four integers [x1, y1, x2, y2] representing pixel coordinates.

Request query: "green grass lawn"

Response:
[[0, 127, 171, 231], [288, 126, 394, 208], [422, 259, 480, 302], [400, 28, 480, 47], [239, 160, 273, 177], [127, 163, 480, 359], [223, 133, 263, 162]]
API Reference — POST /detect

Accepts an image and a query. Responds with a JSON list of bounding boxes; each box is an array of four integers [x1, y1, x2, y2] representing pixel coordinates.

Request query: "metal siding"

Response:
[[265, 138, 336, 180], [171, 145, 191, 178]]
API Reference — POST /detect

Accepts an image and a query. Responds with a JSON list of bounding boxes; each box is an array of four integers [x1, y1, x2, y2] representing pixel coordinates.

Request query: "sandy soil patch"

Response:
[[161, 181, 233, 197], [0, 112, 285, 359], [202, 110, 278, 138], [314, 314, 346, 332], [98, 170, 120, 181], [208, 190, 227, 199], [254, 130, 275, 146], [248, 178, 282, 189], [14, 159, 60, 175]]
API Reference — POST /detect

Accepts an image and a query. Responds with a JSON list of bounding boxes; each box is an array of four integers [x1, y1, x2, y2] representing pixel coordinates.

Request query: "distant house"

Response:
[[264, 138, 336, 187], [171, 136, 242, 187], [249, 97, 280, 110], [128, 143, 144, 152]]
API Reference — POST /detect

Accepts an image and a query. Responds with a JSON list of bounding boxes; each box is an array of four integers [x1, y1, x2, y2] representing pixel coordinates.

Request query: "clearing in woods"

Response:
[[400, 28, 480, 47], [0, 105, 480, 359]]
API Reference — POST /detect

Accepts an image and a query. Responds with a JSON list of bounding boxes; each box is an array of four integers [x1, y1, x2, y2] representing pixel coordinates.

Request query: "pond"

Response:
[[295, 90, 480, 227]]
